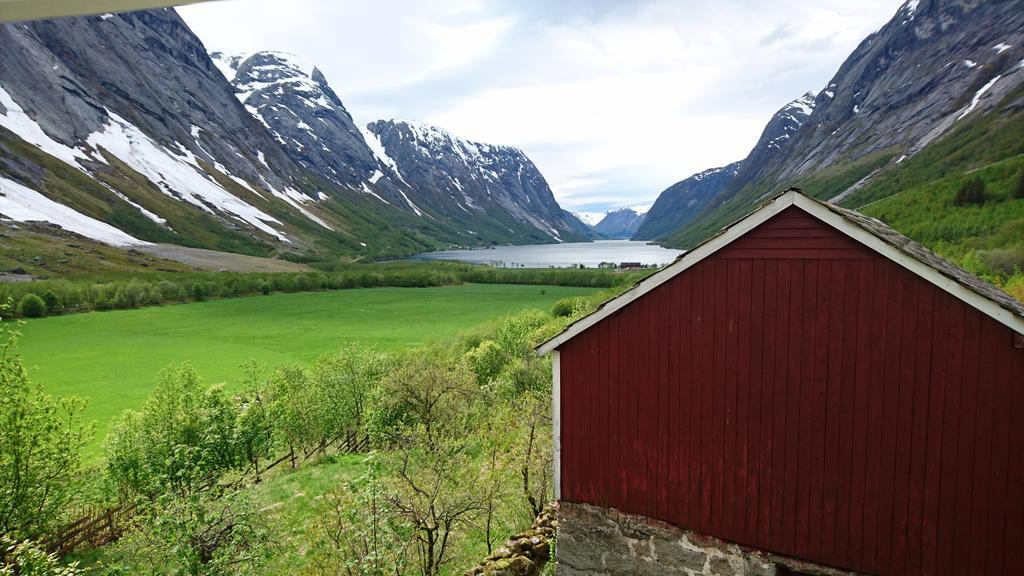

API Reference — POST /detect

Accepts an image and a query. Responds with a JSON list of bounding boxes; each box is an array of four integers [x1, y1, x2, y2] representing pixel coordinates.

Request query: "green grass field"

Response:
[[13, 284, 594, 461]]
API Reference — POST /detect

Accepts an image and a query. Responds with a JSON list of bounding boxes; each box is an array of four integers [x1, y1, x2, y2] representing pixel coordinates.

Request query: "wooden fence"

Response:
[[46, 432, 370, 557]]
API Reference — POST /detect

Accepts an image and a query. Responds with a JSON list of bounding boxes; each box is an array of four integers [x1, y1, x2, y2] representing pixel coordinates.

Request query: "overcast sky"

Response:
[[179, 0, 902, 215]]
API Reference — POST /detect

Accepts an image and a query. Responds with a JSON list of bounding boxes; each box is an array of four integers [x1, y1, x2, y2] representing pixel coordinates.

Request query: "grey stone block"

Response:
[[654, 540, 708, 572]]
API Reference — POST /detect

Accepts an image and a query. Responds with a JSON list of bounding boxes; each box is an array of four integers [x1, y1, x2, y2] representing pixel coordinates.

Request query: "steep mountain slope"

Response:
[[663, 0, 1024, 250], [562, 209, 604, 239], [365, 120, 589, 244], [593, 207, 647, 239], [212, 50, 586, 246], [633, 162, 742, 240], [209, 50, 416, 210], [636, 93, 814, 241], [0, 10, 586, 271], [0, 9, 449, 260]]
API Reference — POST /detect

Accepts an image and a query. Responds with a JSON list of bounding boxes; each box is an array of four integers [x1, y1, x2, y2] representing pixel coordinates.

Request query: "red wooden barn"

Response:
[[539, 189, 1024, 576]]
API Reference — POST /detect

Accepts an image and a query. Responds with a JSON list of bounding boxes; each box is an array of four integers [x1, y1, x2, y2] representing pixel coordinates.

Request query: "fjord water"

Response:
[[411, 240, 683, 268]]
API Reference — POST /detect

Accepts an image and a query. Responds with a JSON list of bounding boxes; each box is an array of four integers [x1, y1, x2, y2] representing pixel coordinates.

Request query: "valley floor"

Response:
[[15, 283, 595, 461]]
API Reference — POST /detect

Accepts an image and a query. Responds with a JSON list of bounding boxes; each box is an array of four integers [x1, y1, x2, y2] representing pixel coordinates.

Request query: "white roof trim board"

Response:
[[537, 189, 1024, 355]]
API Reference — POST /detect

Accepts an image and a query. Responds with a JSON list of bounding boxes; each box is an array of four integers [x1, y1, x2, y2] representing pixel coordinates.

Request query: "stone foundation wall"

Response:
[[556, 502, 859, 576], [464, 504, 557, 576]]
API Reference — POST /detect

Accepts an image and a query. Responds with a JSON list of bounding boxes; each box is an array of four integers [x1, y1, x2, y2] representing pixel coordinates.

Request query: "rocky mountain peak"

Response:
[[592, 207, 647, 240], [210, 49, 419, 209], [366, 119, 588, 243], [633, 160, 743, 241]]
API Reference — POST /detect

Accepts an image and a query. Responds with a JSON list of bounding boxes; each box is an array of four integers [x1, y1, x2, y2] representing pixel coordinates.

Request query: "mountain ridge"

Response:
[[656, 0, 1024, 252], [0, 13, 587, 269]]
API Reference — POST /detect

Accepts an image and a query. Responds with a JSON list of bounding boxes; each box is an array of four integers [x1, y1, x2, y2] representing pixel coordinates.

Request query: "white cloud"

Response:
[[179, 0, 899, 212]]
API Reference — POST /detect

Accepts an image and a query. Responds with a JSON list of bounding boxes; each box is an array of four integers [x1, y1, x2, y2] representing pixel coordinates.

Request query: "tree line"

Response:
[[0, 262, 646, 318]]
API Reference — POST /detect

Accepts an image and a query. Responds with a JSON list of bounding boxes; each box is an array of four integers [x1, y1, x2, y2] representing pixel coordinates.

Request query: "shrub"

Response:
[[953, 177, 986, 206], [17, 294, 46, 318], [551, 296, 588, 317], [1014, 169, 1024, 200], [981, 248, 1024, 276], [191, 282, 205, 301], [117, 491, 270, 575], [0, 536, 83, 576], [0, 317, 89, 539], [41, 290, 61, 313], [106, 363, 240, 495]]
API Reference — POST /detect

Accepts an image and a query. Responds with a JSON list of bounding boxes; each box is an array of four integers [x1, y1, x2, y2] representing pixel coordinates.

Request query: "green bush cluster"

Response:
[[954, 177, 987, 206]]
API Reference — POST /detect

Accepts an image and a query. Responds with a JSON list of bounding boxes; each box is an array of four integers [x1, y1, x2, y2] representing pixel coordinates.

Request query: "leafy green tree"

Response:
[[0, 303, 89, 541], [106, 363, 240, 496], [1014, 168, 1024, 199], [41, 290, 61, 313], [266, 366, 322, 466], [16, 294, 45, 318], [368, 349, 487, 576], [954, 177, 986, 206], [191, 282, 206, 301], [308, 345, 389, 437], [234, 363, 274, 482], [119, 490, 270, 576]]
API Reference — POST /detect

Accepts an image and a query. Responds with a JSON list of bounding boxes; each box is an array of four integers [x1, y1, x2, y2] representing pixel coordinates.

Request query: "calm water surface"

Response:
[[410, 240, 683, 268]]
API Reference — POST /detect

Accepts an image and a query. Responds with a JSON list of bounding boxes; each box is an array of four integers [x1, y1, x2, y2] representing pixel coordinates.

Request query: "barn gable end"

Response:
[[544, 189, 1024, 576]]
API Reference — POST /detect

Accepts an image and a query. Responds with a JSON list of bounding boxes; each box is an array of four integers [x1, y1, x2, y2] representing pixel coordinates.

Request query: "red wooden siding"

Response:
[[558, 207, 1024, 576]]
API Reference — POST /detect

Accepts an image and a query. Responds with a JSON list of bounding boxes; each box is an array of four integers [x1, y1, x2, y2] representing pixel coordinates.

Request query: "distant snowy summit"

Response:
[[591, 207, 648, 239]]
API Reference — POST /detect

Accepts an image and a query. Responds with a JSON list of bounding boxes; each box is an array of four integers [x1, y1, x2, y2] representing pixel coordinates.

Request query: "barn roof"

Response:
[[537, 188, 1024, 355]]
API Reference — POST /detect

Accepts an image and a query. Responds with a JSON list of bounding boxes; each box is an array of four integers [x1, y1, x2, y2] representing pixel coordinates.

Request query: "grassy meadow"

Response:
[[14, 283, 595, 460]]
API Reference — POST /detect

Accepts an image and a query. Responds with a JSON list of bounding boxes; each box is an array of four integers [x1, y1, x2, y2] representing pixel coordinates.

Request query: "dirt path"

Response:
[[138, 244, 311, 272]]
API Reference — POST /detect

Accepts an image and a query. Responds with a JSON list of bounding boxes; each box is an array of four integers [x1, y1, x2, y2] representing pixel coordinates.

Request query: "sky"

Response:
[[179, 0, 903, 215]]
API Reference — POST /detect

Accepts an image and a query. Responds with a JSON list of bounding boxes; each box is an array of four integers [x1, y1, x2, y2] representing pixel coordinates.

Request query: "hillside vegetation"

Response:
[[0, 286, 615, 575]]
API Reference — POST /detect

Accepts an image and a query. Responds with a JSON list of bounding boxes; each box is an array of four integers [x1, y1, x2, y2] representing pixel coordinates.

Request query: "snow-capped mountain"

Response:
[[214, 50, 586, 244], [659, 0, 1024, 248], [636, 90, 816, 242], [364, 120, 589, 244], [573, 212, 605, 227], [592, 207, 648, 239], [210, 50, 414, 210], [633, 161, 744, 241], [0, 10, 352, 253], [0, 9, 585, 265]]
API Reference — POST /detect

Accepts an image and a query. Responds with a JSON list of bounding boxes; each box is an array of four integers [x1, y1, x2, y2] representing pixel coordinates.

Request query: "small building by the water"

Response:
[[537, 188, 1024, 576]]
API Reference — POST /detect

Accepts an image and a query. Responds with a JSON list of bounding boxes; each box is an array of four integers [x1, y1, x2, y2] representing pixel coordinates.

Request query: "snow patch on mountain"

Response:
[[359, 124, 411, 187], [0, 176, 147, 246], [209, 50, 246, 82], [0, 86, 92, 169], [958, 75, 1003, 120], [574, 211, 605, 226], [86, 111, 290, 242]]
